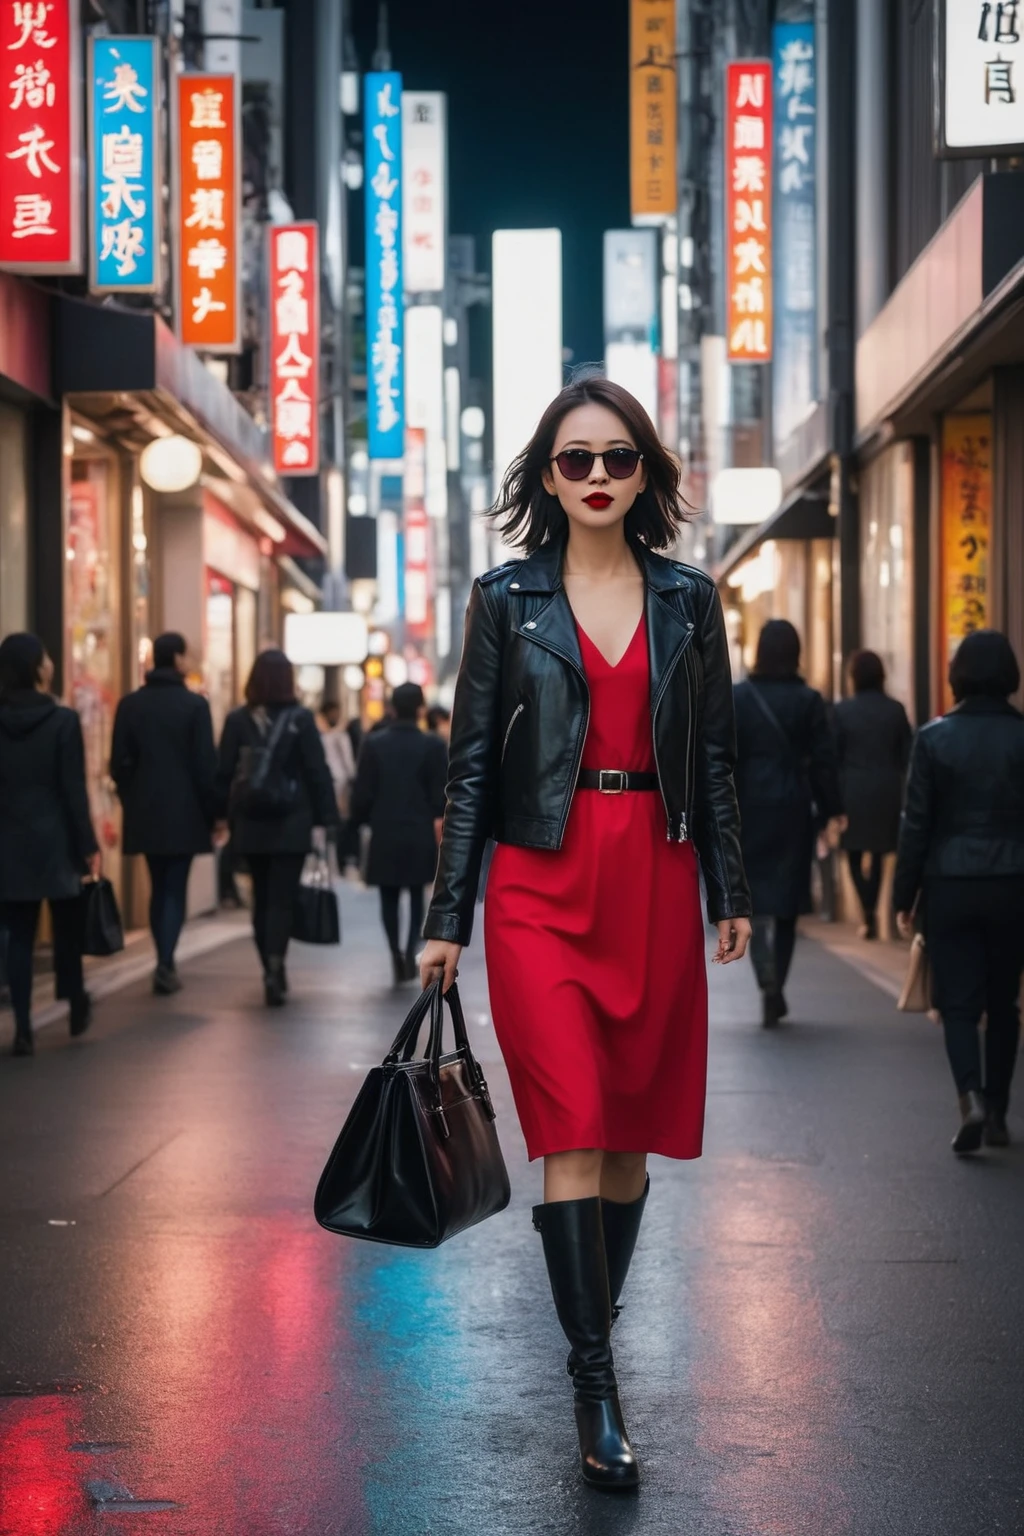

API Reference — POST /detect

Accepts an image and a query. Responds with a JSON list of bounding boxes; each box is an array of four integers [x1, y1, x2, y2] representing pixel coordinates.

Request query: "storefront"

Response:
[[0, 273, 52, 639]]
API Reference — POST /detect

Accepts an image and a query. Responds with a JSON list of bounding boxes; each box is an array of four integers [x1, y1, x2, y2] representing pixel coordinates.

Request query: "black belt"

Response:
[[577, 770, 660, 794]]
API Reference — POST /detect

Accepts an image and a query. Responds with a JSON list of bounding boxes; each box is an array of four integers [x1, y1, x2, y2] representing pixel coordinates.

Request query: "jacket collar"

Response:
[[950, 695, 1023, 719], [511, 535, 685, 595], [146, 666, 185, 688]]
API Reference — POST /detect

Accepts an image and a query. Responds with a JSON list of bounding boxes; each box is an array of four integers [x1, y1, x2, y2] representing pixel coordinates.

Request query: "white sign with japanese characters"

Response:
[[401, 91, 446, 294], [944, 0, 1024, 152]]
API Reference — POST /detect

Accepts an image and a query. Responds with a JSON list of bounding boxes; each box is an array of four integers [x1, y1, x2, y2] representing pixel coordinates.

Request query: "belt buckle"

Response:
[[598, 769, 627, 795]]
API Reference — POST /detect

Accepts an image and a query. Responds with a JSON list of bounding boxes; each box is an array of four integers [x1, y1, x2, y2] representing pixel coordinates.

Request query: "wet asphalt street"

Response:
[[1, 885, 1022, 1536]]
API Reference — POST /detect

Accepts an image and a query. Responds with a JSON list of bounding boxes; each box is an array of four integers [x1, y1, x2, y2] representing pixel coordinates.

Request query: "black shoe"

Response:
[[533, 1198, 638, 1492], [984, 1107, 1010, 1148], [390, 949, 407, 987], [69, 991, 93, 1038], [762, 991, 784, 1029], [153, 964, 183, 996], [264, 959, 287, 1007], [952, 1090, 987, 1154], [11, 1030, 33, 1058], [569, 1177, 650, 1379]]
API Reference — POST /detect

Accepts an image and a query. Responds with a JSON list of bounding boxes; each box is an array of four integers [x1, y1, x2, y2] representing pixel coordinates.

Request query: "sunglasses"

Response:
[[550, 447, 644, 481]]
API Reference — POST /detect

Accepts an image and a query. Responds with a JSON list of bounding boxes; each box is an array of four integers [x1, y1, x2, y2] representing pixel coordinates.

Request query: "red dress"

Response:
[[484, 615, 708, 1161]]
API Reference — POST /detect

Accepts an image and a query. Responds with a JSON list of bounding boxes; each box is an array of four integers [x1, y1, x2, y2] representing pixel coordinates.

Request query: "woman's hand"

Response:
[[86, 851, 102, 880], [419, 939, 462, 994], [896, 911, 915, 941], [713, 917, 751, 965]]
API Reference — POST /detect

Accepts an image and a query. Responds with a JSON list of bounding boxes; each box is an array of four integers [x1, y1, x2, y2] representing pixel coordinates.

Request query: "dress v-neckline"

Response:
[[575, 611, 645, 671]]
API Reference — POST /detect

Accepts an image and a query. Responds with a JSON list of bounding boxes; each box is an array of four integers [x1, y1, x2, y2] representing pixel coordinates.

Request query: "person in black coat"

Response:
[[894, 630, 1024, 1155], [350, 682, 448, 984], [734, 620, 843, 1027], [110, 632, 217, 995], [833, 650, 913, 938], [0, 633, 100, 1055], [216, 649, 337, 1006]]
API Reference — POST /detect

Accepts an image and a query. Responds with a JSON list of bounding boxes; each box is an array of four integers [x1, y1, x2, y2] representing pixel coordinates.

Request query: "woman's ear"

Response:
[[541, 464, 556, 497]]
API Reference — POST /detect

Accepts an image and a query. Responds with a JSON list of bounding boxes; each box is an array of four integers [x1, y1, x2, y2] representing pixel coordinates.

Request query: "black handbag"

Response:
[[292, 854, 341, 945], [314, 980, 511, 1247], [80, 877, 125, 957]]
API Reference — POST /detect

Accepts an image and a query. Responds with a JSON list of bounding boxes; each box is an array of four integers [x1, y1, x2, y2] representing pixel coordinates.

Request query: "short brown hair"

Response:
[[245, 648, 296, 707], [491, 375, 690, 554]]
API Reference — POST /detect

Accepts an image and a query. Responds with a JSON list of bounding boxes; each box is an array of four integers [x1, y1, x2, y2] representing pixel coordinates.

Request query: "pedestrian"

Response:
[[0, 633, 100, 1056], [419, 377, 751, 1491], [316, 698, 357, 817], [894, 630, 1024, 1154], [350, 682, 447, 985], [110, 632, 217, 994], [216, 649, 337, 1006], [833, 650, 913, 939], [425, 704, 451, 742], [734, 619, 843, 1028]]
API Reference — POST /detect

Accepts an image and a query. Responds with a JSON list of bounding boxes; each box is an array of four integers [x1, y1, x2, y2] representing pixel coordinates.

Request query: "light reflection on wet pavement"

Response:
[[1, 887, 1022, 1534]]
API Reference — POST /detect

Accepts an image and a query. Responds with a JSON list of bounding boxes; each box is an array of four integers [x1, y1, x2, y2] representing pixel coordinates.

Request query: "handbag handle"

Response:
[[383, 982, 496, 1128]]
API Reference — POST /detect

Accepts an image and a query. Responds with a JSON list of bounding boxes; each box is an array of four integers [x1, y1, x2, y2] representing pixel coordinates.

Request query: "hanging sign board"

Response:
[[629, 0, 677, 222], [772, 22, 817, 442], [402, 91, 446, 293], [939, 0, 1024, 155], [365, 70, 404, 459], [88, 37, 161, 293], [725, 59, 773, 363], [0, 0, 81, 272], [940, 414, 991, 710], [268, 222, 320, 476], [176, 71, 240, 352]]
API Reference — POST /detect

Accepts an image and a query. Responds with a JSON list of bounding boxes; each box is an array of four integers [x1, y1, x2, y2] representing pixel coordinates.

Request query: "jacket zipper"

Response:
[[500, 702, 524, 763], [650, 621, 696, 841], [519, 628, 590, 845]]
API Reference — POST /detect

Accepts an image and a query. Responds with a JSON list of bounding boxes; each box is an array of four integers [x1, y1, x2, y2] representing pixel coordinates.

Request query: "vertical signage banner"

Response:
[[269, 222, 319, 477], [725, 60, 773, 362], [772, 22, 816, 441], [402, 91, 445, 294], [89, 37, 160, 293], [0, 0, 81, 272], [176, 72, 240, 353], [404, 427, 432, 640], [366, 70, 404, 459], [940, 414, 991, 710], [629, 0, 677, 222]]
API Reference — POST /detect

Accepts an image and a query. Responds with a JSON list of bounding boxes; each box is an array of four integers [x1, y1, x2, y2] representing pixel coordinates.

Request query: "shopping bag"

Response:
[[80, 877, 125, 957], [292, 855, 341, 945]]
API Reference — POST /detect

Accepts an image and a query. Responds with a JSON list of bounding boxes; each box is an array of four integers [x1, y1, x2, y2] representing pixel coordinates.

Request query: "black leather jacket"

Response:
[[424, 538, 751, 946], [893, 696, 1024, 912]]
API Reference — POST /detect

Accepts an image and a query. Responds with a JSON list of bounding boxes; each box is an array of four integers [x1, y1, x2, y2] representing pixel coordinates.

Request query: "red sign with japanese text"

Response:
[[177, 72, 239, 352], [268, 222, 319, 477], [0, 0, 81, 272], [725, 60, 773, 362]]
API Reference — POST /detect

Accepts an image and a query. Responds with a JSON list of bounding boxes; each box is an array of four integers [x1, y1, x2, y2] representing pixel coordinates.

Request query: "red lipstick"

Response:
[[583, 493, 613, 508]]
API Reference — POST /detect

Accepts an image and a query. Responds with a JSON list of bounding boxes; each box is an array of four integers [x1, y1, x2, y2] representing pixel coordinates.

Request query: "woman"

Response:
[[734, 620, 843, 1028], [419, 377, 751, 1491], [0, 633, 100, 1055], [834, 650, 912, 938], [349, 682, 447, 985], [894, 630, 1024, 1155], [216, 650, 337, 1005]]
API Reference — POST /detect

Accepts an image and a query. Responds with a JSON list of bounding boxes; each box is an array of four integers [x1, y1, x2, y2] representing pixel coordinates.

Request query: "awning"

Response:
[[713, 487, 834, 585], [53, 295, 327, 560]]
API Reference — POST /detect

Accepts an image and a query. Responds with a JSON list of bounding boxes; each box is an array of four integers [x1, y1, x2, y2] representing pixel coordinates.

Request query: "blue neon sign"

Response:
[[89, 37, 160, 293], [772, 21, 818, 447], [365, 71, 404, 459]]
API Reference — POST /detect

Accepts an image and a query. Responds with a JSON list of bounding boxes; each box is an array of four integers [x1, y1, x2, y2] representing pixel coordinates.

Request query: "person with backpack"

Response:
[[110, 631, 217, 994], [216, 650, 337, 1005], [0, 632, 100, 1055], [734, 620, 843, 1027]]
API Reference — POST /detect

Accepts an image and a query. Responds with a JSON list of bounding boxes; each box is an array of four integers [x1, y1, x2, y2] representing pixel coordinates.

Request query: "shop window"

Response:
[[0, 402, 28, 635], [859, 442, 915, 714], [205, 571, 235, 738]]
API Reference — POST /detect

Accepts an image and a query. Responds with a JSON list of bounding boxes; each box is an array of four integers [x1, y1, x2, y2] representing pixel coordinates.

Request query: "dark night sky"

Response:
[[351, 0, 631, 370]]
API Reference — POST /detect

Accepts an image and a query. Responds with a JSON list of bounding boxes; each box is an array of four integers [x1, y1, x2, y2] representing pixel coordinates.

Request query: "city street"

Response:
[[1, 888, 1021, 1536]]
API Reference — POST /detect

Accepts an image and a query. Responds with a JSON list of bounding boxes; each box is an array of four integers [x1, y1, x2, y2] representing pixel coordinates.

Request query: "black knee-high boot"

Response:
[[567, 1176, 650, 1377], [533, 1197, 639, 1491]]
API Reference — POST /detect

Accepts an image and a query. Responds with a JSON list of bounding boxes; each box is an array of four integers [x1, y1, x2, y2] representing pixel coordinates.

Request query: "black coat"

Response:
[[833, 690, 912, 853], [734, 677, 843, 918], [216, 703, 338, 856], [110, 669, 217, 857], [424, 538, 750, 947], [0, 692, 99, 902], [350, 721, 447, 888], [893, 697, 1024, 914]]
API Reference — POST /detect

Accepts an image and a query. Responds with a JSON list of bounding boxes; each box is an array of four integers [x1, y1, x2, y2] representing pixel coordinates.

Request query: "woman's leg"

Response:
[[247, 854, 270, 968], [263, 853, 305, 961], [864, 852, 885, 919], [774, 917, 798, 991], [600, 1151, 647, 1205], [405, 885, 425, 957], [543, 1148, 604, 1202], [378, 886, 401, 951], [2, 901, 39, 1042]]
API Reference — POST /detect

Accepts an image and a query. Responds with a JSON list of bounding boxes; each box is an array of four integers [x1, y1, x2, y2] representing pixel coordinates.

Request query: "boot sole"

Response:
[[581, 1464, 640, 1491]]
